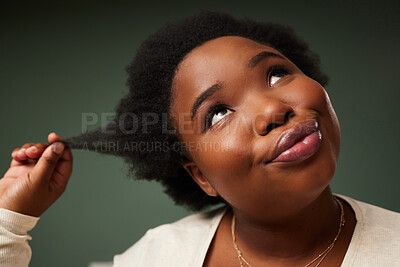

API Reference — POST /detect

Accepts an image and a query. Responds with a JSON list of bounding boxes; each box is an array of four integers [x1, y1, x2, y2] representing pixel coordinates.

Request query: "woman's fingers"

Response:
[[48, 132, 63, 144], [1, 133, 73, 217], [9, 132, 71, 183], [13, 143, 36, 160], [13, 148, 28, 161], [11, 143, 48, 162], [25, 143, 47, 158]]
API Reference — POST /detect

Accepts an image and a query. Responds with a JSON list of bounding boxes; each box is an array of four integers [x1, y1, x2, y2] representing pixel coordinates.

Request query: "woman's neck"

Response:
[[231, 187, 341, 263]]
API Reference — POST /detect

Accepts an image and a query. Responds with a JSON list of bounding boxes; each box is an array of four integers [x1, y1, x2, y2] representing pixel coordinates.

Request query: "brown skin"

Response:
[[1, 133, 73, 217], [170, 36, 355, 266], [0, 36, 355, 266]]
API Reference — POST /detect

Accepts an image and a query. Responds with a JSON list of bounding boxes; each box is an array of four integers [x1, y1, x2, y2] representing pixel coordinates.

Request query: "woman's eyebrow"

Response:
[[248, 51, 284, 68], [191, 83, 222, 120]]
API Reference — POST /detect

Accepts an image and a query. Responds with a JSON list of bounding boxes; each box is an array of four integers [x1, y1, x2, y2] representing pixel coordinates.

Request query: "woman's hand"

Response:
[[0, 133, 73, 217]]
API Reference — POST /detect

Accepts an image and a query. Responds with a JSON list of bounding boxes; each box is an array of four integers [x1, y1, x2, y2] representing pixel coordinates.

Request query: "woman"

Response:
[[1, 11, 399, 267]]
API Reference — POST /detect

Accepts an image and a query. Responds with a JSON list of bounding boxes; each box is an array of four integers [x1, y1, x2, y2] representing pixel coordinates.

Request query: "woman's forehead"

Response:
[[175, 36, 281, 81], [171, 36, 284, 113]]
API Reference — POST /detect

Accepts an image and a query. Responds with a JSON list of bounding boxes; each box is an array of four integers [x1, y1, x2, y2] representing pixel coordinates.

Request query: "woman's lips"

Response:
[[271, 130, 322, 163], [264, 120, 322, 164]]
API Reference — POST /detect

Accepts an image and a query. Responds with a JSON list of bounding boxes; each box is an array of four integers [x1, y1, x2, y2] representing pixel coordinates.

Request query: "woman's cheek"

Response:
[[284, 76, 341, 151], [295, 77, 341, 179], [197, 131, 253, 185], [283, 77, 327, 110], [302, 77, 341, 160]]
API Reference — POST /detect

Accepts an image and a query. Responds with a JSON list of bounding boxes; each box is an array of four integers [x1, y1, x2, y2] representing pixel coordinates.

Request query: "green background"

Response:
[[1, 0, 399, 266]]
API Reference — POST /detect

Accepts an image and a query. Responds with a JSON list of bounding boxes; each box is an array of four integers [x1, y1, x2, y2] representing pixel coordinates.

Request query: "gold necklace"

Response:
[[231, 196, 345, 267]]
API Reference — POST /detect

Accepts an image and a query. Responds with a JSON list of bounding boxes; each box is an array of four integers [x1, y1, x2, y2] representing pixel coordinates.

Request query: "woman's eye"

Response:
[[268, 66, 289, 87], [205, 105, 234, 130], [211, 108, 233, 126]]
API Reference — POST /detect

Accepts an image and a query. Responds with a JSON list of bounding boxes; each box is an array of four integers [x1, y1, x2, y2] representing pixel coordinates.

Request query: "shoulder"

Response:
[[113, 206, 227, 267], [338, 194, 400, 231], [336, 194, 400, 266]]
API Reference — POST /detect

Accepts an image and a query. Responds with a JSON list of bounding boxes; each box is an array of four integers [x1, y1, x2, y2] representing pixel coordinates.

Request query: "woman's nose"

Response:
[[253, 99, 295, 136]]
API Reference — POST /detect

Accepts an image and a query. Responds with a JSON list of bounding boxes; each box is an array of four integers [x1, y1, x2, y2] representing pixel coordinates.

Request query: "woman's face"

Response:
[[170, 36, 341, 221]]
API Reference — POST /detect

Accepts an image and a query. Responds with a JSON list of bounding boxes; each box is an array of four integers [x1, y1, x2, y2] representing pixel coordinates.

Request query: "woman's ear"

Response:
[[183, 162, 218, 197]]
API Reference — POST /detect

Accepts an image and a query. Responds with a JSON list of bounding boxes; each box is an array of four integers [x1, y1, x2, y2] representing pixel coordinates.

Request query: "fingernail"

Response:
[[27, 146, 38, 152], [17, 149, 26, 157], [52, 142, 65, 155]]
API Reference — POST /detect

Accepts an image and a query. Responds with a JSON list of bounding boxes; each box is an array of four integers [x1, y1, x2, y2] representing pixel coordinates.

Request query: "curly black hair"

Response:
[[64, 10, 328, 211]]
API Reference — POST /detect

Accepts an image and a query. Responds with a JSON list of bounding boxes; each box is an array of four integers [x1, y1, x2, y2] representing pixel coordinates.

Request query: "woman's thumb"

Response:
[[30, 142, 65, 183]]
